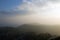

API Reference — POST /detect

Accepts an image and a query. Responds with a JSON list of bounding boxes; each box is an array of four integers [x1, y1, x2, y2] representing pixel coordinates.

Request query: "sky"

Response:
[[1, 0, 60, 26], [0, 0, 22, 11]]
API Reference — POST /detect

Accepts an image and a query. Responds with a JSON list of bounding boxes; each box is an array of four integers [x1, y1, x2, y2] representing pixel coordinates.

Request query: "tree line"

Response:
[[0, 26, 59, 40]]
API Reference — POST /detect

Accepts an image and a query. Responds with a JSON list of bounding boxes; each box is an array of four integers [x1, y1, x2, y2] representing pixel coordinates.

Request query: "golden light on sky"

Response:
[[6, 0, 60, 25], [1, 0, 60, 26]]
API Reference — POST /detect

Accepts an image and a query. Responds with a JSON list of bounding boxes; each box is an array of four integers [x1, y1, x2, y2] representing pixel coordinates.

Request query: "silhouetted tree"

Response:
[[37, 33, 52, 40]]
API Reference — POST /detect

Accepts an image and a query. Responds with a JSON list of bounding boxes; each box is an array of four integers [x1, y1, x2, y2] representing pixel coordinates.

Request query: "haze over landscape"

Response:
[[1, 0, 60, 26], [1, 0, 60, 37]]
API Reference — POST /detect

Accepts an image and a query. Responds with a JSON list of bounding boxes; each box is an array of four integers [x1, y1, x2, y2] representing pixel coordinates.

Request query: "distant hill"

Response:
[[17, 24, 50, 34], [16, 24, 60, 35], [0, 24, 60, 35]]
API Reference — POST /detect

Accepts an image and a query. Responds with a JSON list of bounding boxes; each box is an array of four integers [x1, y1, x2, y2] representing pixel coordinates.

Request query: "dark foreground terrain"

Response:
[[0, 24, 60, 40]]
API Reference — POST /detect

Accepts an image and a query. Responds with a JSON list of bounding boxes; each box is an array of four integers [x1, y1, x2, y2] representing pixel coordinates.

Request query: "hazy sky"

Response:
[[1, 0, 60, 26]]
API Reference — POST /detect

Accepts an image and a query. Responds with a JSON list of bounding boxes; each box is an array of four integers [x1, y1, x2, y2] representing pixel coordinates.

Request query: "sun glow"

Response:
[[4, 0, 60, 25]]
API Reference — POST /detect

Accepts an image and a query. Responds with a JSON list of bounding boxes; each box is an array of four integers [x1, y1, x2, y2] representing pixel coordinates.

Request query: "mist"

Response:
[[1, 0, 60, 36], [1, 0, 60, 25]]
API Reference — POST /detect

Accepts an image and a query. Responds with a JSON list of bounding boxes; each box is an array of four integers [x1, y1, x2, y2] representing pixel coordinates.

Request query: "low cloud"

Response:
[[1, 0, 60, 26]]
